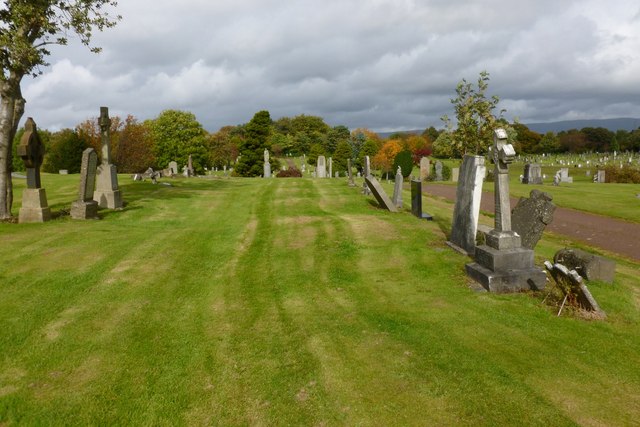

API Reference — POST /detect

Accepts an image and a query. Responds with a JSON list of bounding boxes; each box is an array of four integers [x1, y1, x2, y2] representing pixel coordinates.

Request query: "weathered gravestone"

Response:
[[465, 129, 546, 292], [187, 155, 194, 177], [448, 154, 485, 255], [451, 167, 459, 182], [169, 161, 178, 175], [93, 107, 123, 209], [365, 176, 397, 212], [18, 118, 51, 223], [522, 163, 543, 184], [554, 248, 615, 283], [362, 155, 371, 195], [317, 156, 327, 178], [544, 261, 606, 318], [347, 158, 356, 187], [411, 180, 433, 220], [263, 149, 271, 178], [511, 189, 556, 250], [595, 170, 606, 183], [419, 157, 430, 181], [328, 157, 333, 179], [435, 161, 443, 181], [392, 166, 403, 209], [558, 167, 573, 183], [71, 148, 99, 219]]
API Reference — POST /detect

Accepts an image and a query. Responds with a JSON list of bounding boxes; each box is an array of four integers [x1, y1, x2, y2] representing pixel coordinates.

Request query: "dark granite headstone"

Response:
[[411, 180, 433, 220], [511, 189, 556, 249], [365, 176, 397, 212]]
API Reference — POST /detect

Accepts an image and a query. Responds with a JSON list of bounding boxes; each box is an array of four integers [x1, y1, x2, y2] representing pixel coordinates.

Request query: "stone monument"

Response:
[[328, 157, 333, 179], [448, 155, 486, 255], [511, 189, 556, 250], [558, 168, 573, 183], [18, 118, 51, 223], [595, 170, 605, 183], [362, 155, 371, 195], [392, 166, 403, 209], [451, 167, 459, 182], [522, 163, 543, 184], [419, 157, 430, 181], [71, 148, 99, 219], [263, 149, 271, 178], [554, 248, 615, 284], [465, 129, 546, 292], [317, 156, 327, 178], [347, 159, 356, 187], [169, 161, 178, 175], [435, 161, 443, 181], [187, 154, 194, 177], [411, 180, 433, 220], [93, 107, 123, 209]]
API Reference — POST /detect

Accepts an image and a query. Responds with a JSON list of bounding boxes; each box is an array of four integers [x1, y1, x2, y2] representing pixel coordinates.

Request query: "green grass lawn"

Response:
[[1, 174, 639, 425]]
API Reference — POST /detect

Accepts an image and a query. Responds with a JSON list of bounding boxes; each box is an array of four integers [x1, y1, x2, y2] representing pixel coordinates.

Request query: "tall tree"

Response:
[[115, 115, 155, 173], [0, 0, 120, 219], [150, 110, 208, 174], [235, 110, 271, 177], [441, 71, 504, 157]]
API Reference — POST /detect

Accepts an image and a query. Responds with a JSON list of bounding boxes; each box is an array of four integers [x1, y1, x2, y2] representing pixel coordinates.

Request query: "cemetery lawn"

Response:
[[1, 175, 640, 425]]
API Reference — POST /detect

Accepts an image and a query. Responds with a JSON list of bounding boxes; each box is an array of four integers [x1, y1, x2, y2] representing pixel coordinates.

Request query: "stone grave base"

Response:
[[466, 262, 546, 293], [94, 189, 122, 209], [19, 188, 51, 223], [71, 200, 99, 220]]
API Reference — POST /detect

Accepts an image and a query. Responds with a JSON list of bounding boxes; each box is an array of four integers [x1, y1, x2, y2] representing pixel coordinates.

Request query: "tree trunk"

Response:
[[0, 78, 25, 219]]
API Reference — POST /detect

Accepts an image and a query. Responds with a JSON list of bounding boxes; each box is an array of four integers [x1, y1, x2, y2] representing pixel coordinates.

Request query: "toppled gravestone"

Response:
[[365, 175, 398, 212], [544, 261, 606, 319], [554, 248, 616, 283], [511, 189, 556, 250]]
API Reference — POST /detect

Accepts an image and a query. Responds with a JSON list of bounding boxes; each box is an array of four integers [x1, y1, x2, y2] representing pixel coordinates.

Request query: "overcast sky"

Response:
[[20, 0, 640, 133]]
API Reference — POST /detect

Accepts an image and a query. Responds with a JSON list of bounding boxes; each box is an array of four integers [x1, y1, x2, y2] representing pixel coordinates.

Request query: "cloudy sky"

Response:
[[21, 0, 640, 133]]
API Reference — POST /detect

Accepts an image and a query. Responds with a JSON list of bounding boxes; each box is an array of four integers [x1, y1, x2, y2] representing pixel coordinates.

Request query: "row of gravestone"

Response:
[[522, 163, 606, 185], [17, 107, 122, 223]]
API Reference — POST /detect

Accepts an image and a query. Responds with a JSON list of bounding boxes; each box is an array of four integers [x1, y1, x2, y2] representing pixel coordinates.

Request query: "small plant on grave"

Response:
[[276, 167, 302, 178]]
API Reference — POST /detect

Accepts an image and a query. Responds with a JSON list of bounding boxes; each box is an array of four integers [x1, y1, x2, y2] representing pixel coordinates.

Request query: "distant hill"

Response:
[[376, 118, 640, 138], [525, 118, 640, 133]]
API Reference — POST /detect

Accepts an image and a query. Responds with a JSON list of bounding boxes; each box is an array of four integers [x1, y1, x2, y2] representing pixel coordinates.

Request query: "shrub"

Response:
[[276, 167, 302, 178], [393, 150, 413, 178], [603, 165, 640, 183]]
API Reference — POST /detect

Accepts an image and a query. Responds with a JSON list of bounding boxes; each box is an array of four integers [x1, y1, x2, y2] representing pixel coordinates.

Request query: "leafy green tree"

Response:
[[356, 138, 380, 172], [332, 140, 352, 174], [441, 71, 504, 157], [150, 110, 208, 174], [209, 126, 242, 169], [582, 127, 614, 152], [235, 110, 271, 177], [307, 143, 325, 166], [326, 125, 350, 155], [43, 129, 89, 173], [393, 150, 413, 178], [538, 131, 560, 154], [0, 0, 120, 219], [432, 131, 455, 158], [422, 126, 440, 142], [512, 122, 542, 153]]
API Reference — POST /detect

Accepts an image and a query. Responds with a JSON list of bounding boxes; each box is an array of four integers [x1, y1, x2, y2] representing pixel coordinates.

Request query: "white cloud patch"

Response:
[[19, 0, 640, 132]]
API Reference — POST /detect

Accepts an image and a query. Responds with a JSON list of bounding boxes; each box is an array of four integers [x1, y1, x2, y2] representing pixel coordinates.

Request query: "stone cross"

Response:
[[17, 118, 45, 189], [264, 149, 269, 162], [99, 107, 112, 165], [492, 128, 515, 233]]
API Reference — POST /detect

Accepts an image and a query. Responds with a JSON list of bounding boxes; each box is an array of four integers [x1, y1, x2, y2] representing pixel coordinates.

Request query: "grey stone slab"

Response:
[[449, 154, 485, 255], [522, 163, 543, 184], [411, 180, 433, 220], [365, 176, 397, 212], [545, 261, 606, 318], [554, 248, 616, 283], [511, 189, 556, 250]]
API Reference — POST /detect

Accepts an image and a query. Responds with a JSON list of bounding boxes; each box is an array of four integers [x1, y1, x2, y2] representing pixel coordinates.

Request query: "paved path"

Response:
[[424, 183, 640, 262]]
